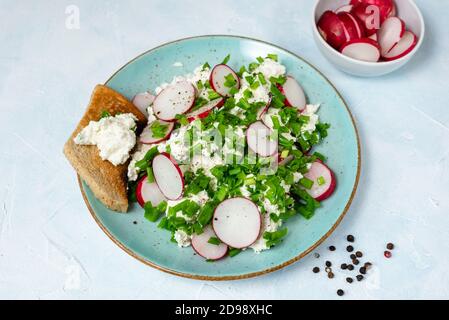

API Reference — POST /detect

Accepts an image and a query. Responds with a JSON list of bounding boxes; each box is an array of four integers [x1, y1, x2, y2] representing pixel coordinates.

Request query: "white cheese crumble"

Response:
[[74, 113, 137, 166], [174, 230, 191, 247], [127, 143, 152, 181], [255, 58, 286, 80], [301, 104, 320, 133]]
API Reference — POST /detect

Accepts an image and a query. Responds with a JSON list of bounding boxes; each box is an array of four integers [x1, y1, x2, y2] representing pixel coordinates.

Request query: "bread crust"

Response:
[[63, 85, 147, 212]]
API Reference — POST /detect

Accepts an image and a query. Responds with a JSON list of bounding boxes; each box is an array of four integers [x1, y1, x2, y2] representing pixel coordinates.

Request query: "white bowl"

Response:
[[312, 0, 425, 77]]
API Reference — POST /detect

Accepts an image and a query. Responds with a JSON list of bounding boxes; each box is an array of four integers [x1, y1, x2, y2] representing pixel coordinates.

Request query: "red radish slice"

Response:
[[139, 120, 174, 144], [303, 161, 336, 201], [317, 11, 348, 49], [368, 33, 378, 41], [340, 38, 381, 62], [256, 97, 272, 120], [281, 76, 306, 111], [192, 226, 228, 260], [152, 81, 195, 122], [136, 175, 167, 208], [338, 12, 365, 39], [213, 197, 261, 249], [378, 17, 406, 56], [132, 92, 155, 115], [246, 121, 278, 157], [209, 64, 240, 97], [185, 98, 224, 122], [335, 4, 353, 13], [152, 153, 184, 200], [382, 31, 417, 61]]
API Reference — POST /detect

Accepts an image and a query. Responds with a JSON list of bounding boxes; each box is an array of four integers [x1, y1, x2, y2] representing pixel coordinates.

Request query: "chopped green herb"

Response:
[[267, 53, 278, 61], [100, 110, 111, 119], [221, 54, 231, 65], [300, 177, 314, 190], [264, 228, 288, 247], [144, 201, 167, 222], [208, 237, 221, 245], [223, 73, 237, 88], [229, 248, 242, 257], [317, 176, 326, 186]]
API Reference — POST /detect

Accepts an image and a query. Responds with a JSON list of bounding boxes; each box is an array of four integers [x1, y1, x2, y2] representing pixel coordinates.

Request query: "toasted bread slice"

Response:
[[64, 85, 147, 212]]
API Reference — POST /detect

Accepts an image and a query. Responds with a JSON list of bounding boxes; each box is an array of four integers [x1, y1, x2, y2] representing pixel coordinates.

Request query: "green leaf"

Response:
[[229, 248, 242, 257], [144, 201, 167, 222], [263, 228, 288, 248], [208, 237, 221, 246], [221, 54, 231, 65]]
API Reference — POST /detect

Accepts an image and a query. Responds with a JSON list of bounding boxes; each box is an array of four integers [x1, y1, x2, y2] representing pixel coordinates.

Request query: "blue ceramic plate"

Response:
[[78, 35, 360, 280]]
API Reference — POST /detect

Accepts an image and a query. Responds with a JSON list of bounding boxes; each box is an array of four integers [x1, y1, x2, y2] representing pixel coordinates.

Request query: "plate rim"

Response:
[[77, 34, 361, 281]]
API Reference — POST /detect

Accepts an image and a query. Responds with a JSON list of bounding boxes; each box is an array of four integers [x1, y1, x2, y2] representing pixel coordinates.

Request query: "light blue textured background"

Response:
[[0, 0, 448, 299]]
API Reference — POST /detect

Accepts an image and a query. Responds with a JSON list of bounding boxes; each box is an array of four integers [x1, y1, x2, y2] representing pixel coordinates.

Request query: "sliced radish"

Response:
[[341, 38, 381, 62], [382, 31, 417, 61], [317, 10, 348, 49], [281, 76, 306, 111], [152, 153, 184, 200], [185, 98, 224, 122], [256, 97, 272, 120], [335, 4, 353, 13], [132, 92, 155, 115], [209, 64, 240, 97], [377, 17, 406, 56], [191, 226, 228, 260], [368, 33, 378, 41], [152, 81, 195, 122], [139, 120, 174, 145], [213, 198, 261, 249], [338, 12, 365, 40], [246, 121, 278, 157], [136, 175, 167, 208], [303, 161, 336, 201]]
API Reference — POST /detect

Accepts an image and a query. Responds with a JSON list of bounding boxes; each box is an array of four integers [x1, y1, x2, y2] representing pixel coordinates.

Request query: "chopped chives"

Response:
[[299, 177, 314, 190], [317, 176, 326, 186]]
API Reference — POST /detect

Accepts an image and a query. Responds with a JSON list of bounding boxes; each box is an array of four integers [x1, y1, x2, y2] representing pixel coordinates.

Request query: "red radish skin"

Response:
[[185, 98, 224, 122], [337, 12, 365, 40], [136, 175, 167, 208], [279, 76, 306, 111], [378, 17, 406, 56], [256, 97, 272, 120], [209, 64, 240, 97], [340, 38, 381, 62], [152, 152, 184, 201], [191, 226, 228, 261], [132, 92, 155, 115], [139, 121, 174, 145], [212, 197, 262, 249], [152, 81, 196, 122], [246, 121, 278, 157], [350, 0, 395, 22], [317, 11, 348, 49], [303, 161, 336, 201], [382, 31, 417, 61], [335, 4, 353, 13], [368, 33, 378, 41]]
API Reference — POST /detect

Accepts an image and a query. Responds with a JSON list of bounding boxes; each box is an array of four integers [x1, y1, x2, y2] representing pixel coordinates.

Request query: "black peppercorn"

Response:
[[347, 235, 355, 242], [313, 267, 320, 273], [337, 289, 344, 296], [346, 245, 354, 252]]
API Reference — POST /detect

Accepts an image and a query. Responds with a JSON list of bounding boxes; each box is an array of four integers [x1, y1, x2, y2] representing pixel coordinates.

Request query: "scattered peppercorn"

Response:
[[133, 221, 138, 225], [313, 267, 320, 273], [337, 289, 344, 296], [356, 251, 363, 258], [347, 264, 354, 271], [350, 254, 356, 260], [329, 246, 336, 251], [359, 267, 367, 274], [387, 243, 394, 250], [328, 272, 335, 279], [384, 251, 392, 258], [356, 275, 364, 282], [346, 277, 353, 284], [352, 259, 360, 265], [341, 263, 348, 270], [346, 245, 354, 252], [347, 235, 355, 242], [314, 252, 320, 259], [325, 261, 332, 267], [364, 262, 372, 269], [325, 267, 332, 273]]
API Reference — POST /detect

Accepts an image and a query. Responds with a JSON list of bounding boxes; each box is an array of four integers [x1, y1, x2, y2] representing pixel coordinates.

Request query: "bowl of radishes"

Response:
[[313, 0, 425, 77]]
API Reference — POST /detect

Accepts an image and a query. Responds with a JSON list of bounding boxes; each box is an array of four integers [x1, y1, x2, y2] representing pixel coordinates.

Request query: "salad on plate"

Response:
[[127, 54, 336, 261]]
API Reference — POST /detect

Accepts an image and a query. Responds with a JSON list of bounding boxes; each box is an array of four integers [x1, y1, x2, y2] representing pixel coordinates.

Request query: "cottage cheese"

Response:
[[301, 104, 320, 133], [74, 113, 137, 166], [127, 143, 153, 181], [255, 58, 286, 80], [174, 230, 191, 247]]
